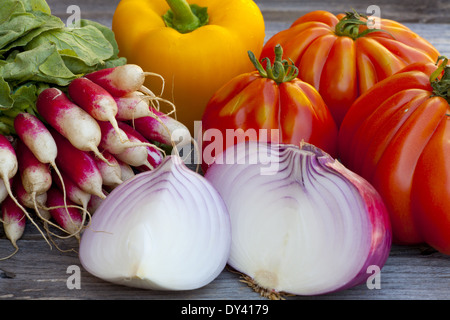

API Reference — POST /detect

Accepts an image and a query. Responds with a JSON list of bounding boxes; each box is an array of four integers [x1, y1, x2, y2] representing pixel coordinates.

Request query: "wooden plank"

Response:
[[1, 232, 450, 300], [2, 0, 450, 301]]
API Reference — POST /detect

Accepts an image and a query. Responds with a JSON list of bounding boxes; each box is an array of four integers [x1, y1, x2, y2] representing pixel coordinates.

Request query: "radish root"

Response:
[[0, 214, 26, 261], [1, 176, 52, 250], [142, 71, 166, 96], [90, 145, 116, 167], [37, 203, 91, 241], [0, 239, 19, 261]]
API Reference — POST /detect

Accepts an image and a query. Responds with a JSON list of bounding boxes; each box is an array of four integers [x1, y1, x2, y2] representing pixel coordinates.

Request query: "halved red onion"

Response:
[[79, 155, 231, 291], [204, 142, 392, 297]]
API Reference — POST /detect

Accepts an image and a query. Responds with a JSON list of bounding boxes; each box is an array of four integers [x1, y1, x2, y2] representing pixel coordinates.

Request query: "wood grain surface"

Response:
[[1, 0, 450, 301]]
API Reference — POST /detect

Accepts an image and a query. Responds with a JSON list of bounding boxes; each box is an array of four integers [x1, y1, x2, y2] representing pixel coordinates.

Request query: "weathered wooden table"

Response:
[[1, 0, 450, 301]]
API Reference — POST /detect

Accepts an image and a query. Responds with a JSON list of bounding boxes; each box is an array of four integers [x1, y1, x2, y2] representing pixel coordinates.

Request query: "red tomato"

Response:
[[260, 10, 440, 127], [339, 58, 450, 254], [200, 45, 338, 172]]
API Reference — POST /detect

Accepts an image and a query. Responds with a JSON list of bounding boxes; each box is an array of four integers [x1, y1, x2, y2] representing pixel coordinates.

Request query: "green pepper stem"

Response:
[[166, 0, 199, 30], [430, 56, 450, 111], [334, 10, 393, 40], [248, 44, 299, 84], [163, 0, 209, 34]]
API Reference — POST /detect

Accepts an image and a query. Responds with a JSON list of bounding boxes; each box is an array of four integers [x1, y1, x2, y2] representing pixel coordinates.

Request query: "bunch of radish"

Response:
[[0, 64, 191, 259]]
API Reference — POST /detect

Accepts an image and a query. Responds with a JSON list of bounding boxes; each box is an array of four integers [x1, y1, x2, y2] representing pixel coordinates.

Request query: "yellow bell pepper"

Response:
[[112, 0, 265, 134]]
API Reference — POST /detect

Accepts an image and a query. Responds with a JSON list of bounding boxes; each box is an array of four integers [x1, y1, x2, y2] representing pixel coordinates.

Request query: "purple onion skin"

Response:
[[207, 142, 392, 295], [295, 144, 392, 293]]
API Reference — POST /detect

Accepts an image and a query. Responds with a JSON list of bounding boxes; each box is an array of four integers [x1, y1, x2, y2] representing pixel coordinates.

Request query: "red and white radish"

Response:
[[113, 139, 153, 169], [84, 64, 164, 97], [0, 196, 26, 260], [117, 160, 135, 183], [0, 179, 9, 204], [52, 170, 91, 212], [0, 135, 48, 245], [114, 91, 155, 120], [87, 191, 108, 215], [68, 77, 127, 143], [115, 122, 164, 169], [133, 109, 191, 147], [92, 150, 123, 187], [135, 145, 167, 173], [13, 139, 52, 218], [14, 113, 57, 165], [98, 120, 164, 169], [97, 120, 158, 155], [46, 187, 85, 238], [84, 64, 176, 116], [14, 112, 69, 217], [36, 88, 111, 165], [50, 128, 106, 199], [114, 90, 176, 121], [0, 135, 19, 188], [13, 176, 49, 221], [16, 139, 52, 200]]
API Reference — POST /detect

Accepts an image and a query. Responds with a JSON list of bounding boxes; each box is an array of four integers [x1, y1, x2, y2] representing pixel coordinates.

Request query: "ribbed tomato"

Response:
[[260, 10, 440, 127], [339, 58, 450, 254], [200, 45, 338, 172]]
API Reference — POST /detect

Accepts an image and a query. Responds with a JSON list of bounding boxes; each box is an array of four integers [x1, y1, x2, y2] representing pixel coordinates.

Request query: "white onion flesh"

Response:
[[79, 155, 231, 291], [204, 142, 392, 297]]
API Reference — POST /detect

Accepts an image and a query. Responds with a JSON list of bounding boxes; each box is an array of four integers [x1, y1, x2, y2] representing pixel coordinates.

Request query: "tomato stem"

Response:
[[163, 0, 209, 34], [248, 44, 299, 84], [334, 10, 392, 40], [430, 56, 450, 108]]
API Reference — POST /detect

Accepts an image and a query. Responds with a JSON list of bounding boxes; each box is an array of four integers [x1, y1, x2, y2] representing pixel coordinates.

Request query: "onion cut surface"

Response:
[[204, 142, 392, 297], [79, 156, 231, 291]]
